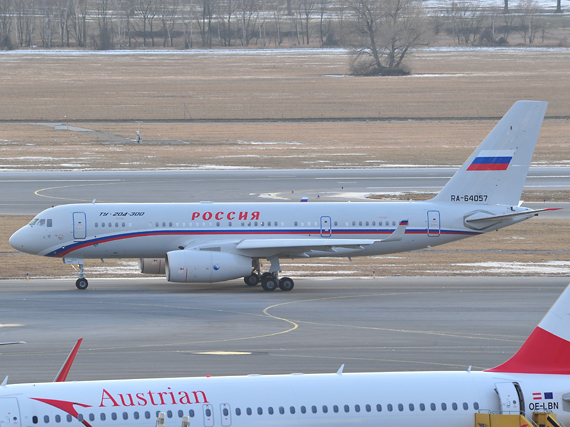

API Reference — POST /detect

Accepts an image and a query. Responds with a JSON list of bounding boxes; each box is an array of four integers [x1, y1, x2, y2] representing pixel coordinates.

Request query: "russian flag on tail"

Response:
[[467, 150, 515, 171]]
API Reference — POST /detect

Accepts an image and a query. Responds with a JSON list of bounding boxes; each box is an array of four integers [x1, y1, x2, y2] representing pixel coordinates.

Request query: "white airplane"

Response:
[[9, 101, 559, 291], [3, 284, 570, 427]]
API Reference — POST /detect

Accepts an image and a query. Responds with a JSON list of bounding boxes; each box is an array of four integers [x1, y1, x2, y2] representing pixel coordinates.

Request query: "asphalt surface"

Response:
[[0, 276, 567, 385], [1, 168, 569, 216]]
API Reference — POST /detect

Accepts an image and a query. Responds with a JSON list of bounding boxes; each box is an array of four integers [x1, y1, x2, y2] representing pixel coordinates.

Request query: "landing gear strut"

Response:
[[243, 257, 294, 291], [65, 258, 89, 290]]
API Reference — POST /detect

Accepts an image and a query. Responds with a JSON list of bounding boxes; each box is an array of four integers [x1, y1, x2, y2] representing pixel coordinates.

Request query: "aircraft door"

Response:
[[427, 211, 440, 237], [202, 404, 214, 427], [495, 382, 523, 415], [220, 403, 231, 427], [320, 216, 332, 237], [73, 212, 86, 240], [0, 398, 21, 427]]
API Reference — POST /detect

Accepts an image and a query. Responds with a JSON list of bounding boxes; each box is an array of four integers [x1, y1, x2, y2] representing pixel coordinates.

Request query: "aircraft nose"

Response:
[[9, 227, 29, 252]]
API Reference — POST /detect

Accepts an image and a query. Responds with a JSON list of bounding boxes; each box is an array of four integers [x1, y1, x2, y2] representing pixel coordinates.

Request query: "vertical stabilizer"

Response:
[[485, 285, 570, 374], [432, 101, 547, 206]]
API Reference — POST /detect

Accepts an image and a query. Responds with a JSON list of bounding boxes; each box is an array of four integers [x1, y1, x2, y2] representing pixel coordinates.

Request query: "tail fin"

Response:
[[485, 284, 570, 375], [432, 101, 547, 206]]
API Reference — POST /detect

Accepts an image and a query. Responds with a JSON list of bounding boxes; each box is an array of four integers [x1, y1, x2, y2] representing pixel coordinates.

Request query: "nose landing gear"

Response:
[[64, 258, 89, 290]]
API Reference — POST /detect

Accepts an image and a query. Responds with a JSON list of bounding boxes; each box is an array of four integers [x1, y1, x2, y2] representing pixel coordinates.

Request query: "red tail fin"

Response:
[[485, 286, 570, 375]]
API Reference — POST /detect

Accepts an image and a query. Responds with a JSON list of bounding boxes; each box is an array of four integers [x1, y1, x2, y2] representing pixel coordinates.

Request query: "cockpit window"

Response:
[[38, 219, 45, 226], [47, 219, 52, 227], [29, 219, 39, 226]]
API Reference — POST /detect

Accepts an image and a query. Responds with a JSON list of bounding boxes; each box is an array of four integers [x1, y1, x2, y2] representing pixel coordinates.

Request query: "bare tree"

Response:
[[118, 0, 135, 46], [236, 0, 259, 46], [299, 0, 315, 44], [69, 0, 88, 46], [136, 0, 156, 46], [0, 0, 13, 48], [349, 0, 430, 75], [95, 0, 113, 49], [196, 0, 213, 47], [446, 1, 485, 45], [517, 0, 541, 44], [159, 0, 178, 46]]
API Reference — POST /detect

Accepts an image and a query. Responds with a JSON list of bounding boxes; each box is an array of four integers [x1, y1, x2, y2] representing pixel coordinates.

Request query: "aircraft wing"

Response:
[[465, 207, 561, 223], [235, 220, 409, 251]]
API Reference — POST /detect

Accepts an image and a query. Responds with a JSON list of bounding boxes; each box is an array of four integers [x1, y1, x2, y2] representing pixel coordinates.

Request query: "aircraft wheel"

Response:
[[261, 272, 273, 280], [261, 276, 278, 291], [279, 277, 294, 291], [244, 273, 260, 286], [76, 278, 88, 290]]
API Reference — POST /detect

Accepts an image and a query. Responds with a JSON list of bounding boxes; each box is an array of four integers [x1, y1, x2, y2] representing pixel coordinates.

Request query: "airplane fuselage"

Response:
[[2, 371, 568, 427]]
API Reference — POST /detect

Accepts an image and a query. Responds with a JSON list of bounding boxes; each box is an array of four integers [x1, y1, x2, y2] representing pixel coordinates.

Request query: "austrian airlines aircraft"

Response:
[[3, 284, 570, 427], [9, 101, 557, 290]]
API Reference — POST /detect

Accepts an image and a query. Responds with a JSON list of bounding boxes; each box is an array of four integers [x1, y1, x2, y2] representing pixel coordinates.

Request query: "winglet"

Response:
[[336, 364, 345, 375], [485, 284, 570, 375], [380, 220, 409, 243], [1, 376, 8, 386], [54, 338, 83, 382]]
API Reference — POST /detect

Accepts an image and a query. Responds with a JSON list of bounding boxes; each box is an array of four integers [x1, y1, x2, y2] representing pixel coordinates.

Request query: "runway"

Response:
[[1, 168, 569, 216], [0, 276, 567, 385]]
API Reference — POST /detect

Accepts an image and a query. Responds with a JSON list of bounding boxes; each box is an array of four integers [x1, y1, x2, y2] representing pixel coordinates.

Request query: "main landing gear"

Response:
[[243, 258, 294, 292]]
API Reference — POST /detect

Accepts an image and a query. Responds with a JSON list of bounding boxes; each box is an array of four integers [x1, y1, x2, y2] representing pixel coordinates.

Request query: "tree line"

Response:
[[0, 0, 557, 73]]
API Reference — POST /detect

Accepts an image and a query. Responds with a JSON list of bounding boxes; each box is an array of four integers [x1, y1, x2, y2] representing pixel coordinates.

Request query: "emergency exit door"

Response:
[[427, 211, 440, 237]]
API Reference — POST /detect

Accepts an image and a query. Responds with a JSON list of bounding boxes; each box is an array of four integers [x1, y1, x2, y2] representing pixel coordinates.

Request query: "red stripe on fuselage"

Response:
[[485, 327, 570, 375]]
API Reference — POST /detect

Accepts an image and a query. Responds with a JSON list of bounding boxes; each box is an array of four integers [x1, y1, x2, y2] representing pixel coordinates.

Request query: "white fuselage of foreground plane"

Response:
[[10, 200, 531, 260], [1, 371, 568, 427]]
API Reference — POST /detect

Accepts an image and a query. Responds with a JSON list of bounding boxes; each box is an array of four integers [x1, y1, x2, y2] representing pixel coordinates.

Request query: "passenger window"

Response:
[[228, 221, 232, 226], [189, 410, 195, 417], [177, 410, 182, 418], [279, 407, 284, 415], [322, 406, 328, 413], [235, 408, 241, 416], [372, 221, 376, 226], [409, 404, 414, 411], [246, 408, 252, 416], [44, 416, 50, 424], [420, 403, 426, 411], [55, 415, 61, 423], [301, 406, 306, 414], [352, 221, 356, 226], [206, 409, 212, 417], [344, 405, 349, 413], [95, 223, 99, 227], [392, 221, 396, 226], [145, 411, 151, 419], [122, 222, 125, 227], [311, 406, 317, 414], [431, 403, 436, 411], [102, 222, 106, 228], [387, 404, 393, 412], [162, 222, 166, 227], [333, 405, 339, 413], [77, 415, 83, 422], [355, 404, 360, 412], [216, 222, 220, 226], [398, 404, 403, 412], [32, 417, 38, 424], [268, 407, 273, 415], [359, 221, 362, 226], [89, 414, 94, 422], [366, 221, 369, 226], [122, 412, 128, 420], [135, 412, 140, 420], [334, 221, 338, 226], [474, 402, 480, 410], [115, 222, 118, 227], [452, 403, 458, 411], [256, 408, 262, 415], [289, 407, 295, 414], [111, 413, 117, 420], [376, 404, 382, 412], [47, 219, 52, 227], [441, 403, 447, 411], [167, 411, 172, 418], [108, 222, 111, 227], [100, 414, 106, 421], [169, 222, 172, 227], [66, 415, 72, 422], [463, 402, 468, 410], [223, 408, 229, 416]]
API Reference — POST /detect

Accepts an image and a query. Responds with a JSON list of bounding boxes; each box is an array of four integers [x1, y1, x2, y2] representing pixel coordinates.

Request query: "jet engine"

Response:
[[166, 250, 252, 283], [139, 258, 166, 275]]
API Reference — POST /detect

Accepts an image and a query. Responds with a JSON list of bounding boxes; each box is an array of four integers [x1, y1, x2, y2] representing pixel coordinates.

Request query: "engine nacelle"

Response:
[[166, 250, 252, 283], [139, 258, 166, 275]]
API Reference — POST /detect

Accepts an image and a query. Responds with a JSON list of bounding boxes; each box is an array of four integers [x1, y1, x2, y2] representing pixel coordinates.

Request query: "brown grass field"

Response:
[[0, 48, 569, 280]]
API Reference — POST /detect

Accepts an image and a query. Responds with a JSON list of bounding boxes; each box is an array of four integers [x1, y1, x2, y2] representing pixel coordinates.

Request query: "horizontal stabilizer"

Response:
[[465, 208, 562, 223]]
